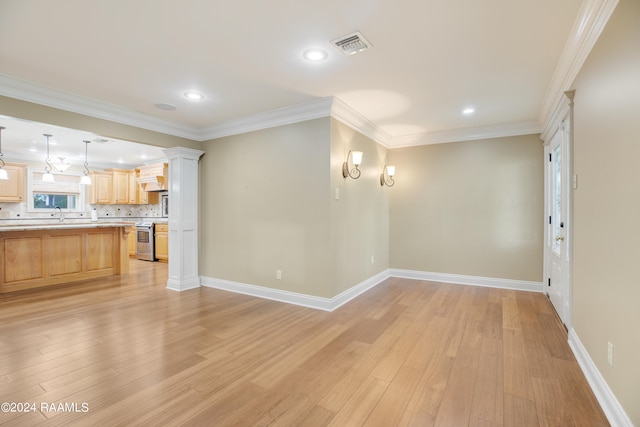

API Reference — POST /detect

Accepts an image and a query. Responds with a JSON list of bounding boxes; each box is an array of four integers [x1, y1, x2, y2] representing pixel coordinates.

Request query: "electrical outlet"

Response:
[[276, 270, 282, 280], [607, 342, 614, 367], [371, 255, 375, 264]]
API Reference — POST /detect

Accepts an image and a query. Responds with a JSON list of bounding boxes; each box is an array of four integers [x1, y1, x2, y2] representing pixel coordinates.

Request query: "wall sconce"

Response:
[[42, 134, 54, 182], [0, 126, 8, 180], [342, 150, 363, 179], [380, 165, 395, 187]]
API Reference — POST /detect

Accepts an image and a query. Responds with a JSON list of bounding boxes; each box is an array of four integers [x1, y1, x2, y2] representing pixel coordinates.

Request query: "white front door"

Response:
[[547, 122, 571, 326]]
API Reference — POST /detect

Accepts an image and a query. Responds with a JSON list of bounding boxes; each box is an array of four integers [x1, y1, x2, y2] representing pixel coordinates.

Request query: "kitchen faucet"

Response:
[[54, 206, 65, 223]]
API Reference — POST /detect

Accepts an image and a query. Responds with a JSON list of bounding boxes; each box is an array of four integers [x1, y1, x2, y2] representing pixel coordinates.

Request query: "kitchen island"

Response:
[[0, 222, 133, 294]]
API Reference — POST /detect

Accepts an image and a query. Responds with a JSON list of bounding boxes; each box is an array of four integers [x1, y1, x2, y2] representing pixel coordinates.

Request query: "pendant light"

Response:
[[0, 126, 8, 180], [53, 157, 71, 172], [79, 140, 92, 185], [42, 134, 54, 182]]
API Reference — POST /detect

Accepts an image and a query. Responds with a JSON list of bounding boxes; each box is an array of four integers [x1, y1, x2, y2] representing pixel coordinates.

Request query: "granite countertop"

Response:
[[0, 221, 136, 232]]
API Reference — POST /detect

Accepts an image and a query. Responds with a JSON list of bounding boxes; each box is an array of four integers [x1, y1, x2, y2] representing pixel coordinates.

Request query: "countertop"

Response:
[[0, 221, 136, 232]]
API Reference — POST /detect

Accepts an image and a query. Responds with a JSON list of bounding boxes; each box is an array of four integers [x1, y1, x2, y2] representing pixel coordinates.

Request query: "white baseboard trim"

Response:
[[166, 278, 201, 292], [330, 269, 391, 311], [199, 269, 391, 312], [389, 269, 543, 292], [568, 328, 633, 427]]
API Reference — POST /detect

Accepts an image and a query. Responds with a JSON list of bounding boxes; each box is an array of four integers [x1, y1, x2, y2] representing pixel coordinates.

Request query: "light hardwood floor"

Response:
[[0, 260, 608, 426]]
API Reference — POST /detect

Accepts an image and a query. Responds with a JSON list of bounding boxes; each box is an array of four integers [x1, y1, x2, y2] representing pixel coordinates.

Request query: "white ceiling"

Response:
[[0, 115, 167, 170], [0, 0, 585, 168]]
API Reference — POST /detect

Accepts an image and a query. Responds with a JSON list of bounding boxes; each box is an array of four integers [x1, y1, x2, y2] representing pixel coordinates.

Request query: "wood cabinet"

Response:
[[137, 185, 159, 205], [128, 225, 136, 256], [0, 163, 26, 202], [108, 169, 130, 204], [138, 163, 168, 192], [89, 171, 113, 204], [0, 225, 130, 294], [154, 223, 168, 262], [133, 169, 158, 205], [89, 168, 159, 205], [127, 171, 137, 204]]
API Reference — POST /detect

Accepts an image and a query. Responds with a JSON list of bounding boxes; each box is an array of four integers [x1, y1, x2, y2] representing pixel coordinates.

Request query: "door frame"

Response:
[[543, 91, 575, 330]]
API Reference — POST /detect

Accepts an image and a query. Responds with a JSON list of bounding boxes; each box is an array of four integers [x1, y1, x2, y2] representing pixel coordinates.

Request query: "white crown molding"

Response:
[[200, 95, 397, 146], [200, 269, 390, 312], [330, 97, 393, 147], [2, 73, 554, 148], [541, 96, 571, 143], [390, 269, 543, 293], [199, 96, 541, 147], [390, 120, 542, 148], [163, 146, 205, 160], [539, 0, 620, 138], [568, 328, 633, 427], [0, 74, 202, 141], [200, 97, 334, 140]]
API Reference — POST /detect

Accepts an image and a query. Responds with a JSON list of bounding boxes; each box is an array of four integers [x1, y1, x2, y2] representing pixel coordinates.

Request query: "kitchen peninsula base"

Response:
[[0, 224, 132, 294]]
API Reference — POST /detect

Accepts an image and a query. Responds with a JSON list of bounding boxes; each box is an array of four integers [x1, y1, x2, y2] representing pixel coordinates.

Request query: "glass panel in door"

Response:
[[552, 143, 562, 255]]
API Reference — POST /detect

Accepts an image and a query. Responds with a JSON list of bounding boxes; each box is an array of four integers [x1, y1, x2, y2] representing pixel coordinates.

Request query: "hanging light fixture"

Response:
[[80, 140, 92, 185], [0, 126, 8, 180], [53, 156, 71, 172], [42, 134, 54, 182]]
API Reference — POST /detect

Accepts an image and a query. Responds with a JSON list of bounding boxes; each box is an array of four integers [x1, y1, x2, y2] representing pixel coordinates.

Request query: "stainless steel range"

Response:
[[135, 222, 155, 261]]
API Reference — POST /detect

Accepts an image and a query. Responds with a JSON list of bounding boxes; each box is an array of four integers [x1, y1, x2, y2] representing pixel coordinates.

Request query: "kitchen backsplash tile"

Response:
[[0, 201, 163, 221], [97, 204, 162, 218]]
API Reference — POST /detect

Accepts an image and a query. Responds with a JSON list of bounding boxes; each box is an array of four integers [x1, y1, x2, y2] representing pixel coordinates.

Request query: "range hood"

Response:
[[137, 175, 166, 192], [136, 162, 168, 192]]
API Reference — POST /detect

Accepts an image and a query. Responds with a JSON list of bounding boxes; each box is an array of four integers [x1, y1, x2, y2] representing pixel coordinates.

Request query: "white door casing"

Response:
[[544, 91, 574, 329]]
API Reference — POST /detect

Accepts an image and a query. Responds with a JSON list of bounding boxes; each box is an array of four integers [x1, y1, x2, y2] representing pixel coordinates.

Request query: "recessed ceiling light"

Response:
[[462, 108, 475, 115], [184, 91, 204, 100], [303, 49, 328, 62]]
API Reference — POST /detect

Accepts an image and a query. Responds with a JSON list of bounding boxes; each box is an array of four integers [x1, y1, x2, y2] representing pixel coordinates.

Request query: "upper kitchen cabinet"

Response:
[[88, 163, 165, 206], [130, 169, 158, 205], [89, 171, 113, 204], [0, 163, 26, 202], [107, 169, 130, 204], [137, 163, 168, 193], [137, 182, 158, 204], [128, 170, 137, 204]]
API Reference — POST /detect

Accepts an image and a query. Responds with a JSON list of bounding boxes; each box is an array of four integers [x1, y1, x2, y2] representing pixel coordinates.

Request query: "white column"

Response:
[[163, 147, 204, 291]]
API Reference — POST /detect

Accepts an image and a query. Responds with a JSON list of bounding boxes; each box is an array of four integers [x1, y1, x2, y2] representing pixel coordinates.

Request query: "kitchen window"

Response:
[[28, 170, 86, 212], [33, 193, 77, 209]]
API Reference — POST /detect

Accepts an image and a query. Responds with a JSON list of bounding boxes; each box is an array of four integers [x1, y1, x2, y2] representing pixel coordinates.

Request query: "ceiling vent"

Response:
[[331, 32, 372, 56]]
